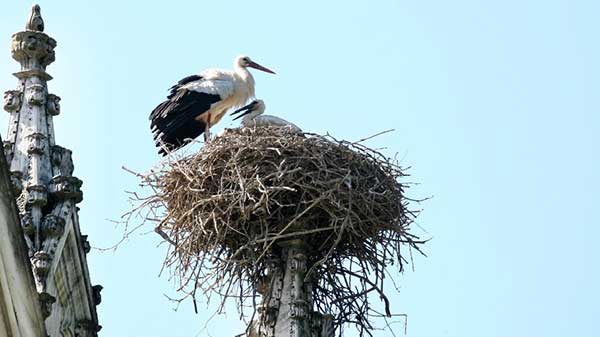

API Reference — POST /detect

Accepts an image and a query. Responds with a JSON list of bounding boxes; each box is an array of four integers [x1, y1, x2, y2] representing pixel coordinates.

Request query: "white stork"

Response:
[[231, 99, 302, 133], [150, 55, 275, 155]]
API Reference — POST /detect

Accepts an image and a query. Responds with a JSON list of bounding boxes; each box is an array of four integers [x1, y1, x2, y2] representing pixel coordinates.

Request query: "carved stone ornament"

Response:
[[75, 319, 102, 337], [290, 253, 307, 273], [38, 291, 56, 319], [26, 84, 45, 106], [26, 4, 45, 32], [81, 234, 91, 254], [51, 145, 74, 176], [47, 93, 61, 115], [92, 285, 103, 306], [21, 210, 35, 236], [31, 250, 51, 277], [26, 132, 47, 155], [49, 175, 83, 203], [3, 141, 14, 163], [258, 303, 279, 325], [3, 90, 23, 112], [42, 213, 65, 238], [26, 183, 48, 206], [9, 170, 23, 196], [11, 30, 56, 66], [290, 300, 308, 319]]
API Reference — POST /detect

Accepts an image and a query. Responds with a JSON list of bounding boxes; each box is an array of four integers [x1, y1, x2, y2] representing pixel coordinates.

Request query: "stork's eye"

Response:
[[243, 57, 250, 63]]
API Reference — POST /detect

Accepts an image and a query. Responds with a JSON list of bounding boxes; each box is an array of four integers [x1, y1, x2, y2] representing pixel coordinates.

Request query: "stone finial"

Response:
[[26, 5, 45, 32], [91, 285, 103, 306]]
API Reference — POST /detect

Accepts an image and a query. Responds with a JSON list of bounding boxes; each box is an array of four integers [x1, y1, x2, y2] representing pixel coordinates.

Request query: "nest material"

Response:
[[132, 126, 425, 336]]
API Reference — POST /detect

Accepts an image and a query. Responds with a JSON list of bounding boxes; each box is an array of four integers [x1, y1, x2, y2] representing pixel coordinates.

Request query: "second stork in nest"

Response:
[[232, 99, 302, 133]]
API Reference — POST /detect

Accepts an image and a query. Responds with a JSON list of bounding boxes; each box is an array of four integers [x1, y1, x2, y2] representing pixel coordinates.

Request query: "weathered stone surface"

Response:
[[0, 134, 47, 337]]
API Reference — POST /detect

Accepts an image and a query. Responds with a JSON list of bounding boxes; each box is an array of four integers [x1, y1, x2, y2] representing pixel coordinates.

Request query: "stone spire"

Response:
[[254, 240, 334, 337], [3, 5, 85, 320]]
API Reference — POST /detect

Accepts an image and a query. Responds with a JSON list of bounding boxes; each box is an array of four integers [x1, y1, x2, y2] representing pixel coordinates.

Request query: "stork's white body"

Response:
[[184, 65, 256, 127], [241, 113, 302, 133]]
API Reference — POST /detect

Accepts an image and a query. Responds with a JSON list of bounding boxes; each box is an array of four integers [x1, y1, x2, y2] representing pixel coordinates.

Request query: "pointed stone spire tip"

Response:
[[26, 4, 44, 32]]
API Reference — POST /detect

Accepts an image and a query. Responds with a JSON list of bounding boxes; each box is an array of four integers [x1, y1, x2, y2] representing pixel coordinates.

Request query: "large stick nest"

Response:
[[130, 126, 425, 336]]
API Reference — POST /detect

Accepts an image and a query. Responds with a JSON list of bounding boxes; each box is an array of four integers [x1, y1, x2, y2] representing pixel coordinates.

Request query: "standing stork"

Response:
[[231, 99, 302, 133], [150, 55, 275, 155]]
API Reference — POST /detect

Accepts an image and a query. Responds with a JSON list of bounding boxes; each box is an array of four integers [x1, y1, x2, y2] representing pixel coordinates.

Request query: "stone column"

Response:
[[252, 239, 334, 337]]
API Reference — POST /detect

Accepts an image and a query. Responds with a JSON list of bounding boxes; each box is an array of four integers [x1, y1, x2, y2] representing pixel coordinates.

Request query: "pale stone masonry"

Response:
[[0, 5, 101, 337]]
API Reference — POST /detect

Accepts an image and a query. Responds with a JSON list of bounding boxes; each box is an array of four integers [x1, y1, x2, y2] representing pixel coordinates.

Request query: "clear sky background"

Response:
[[1, 1, 599, 336]]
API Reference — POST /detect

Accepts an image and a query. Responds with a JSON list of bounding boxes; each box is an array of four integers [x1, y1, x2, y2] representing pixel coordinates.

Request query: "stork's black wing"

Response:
[[167, 75, 204, 98], [150, 80, 221, 155]]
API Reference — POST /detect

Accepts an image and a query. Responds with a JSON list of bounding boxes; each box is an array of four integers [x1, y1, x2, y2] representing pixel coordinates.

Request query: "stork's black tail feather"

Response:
[[151, 107, 207, 156]]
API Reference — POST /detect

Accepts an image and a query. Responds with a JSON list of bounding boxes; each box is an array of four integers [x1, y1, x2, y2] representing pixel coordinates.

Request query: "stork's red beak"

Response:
[[248, 61, 276, 74]]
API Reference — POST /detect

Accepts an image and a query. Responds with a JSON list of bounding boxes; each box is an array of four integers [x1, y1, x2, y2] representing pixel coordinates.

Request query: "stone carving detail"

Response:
[[3, 90, 22, 112], [42, 214, 65, 238], [49, 176, 83, 203], [31, 251, 51, 285], [92, 285, 103, 306], [52, 145, 75, 176], [21, 210, 35, 236], [290, 253, 307, 273], [3, 141, 14, 163], [26, 184, 48, 207], [255, 263, 284, 337], [11, 31, 56, 66], [38, 291, 56, 319], [26, 84, 45, 106], [74, 319, 102, 337], [26, 132, 48, 155], [290, 300, 308, 319], [47, 93, 61, 115], [81, 234, 91, 254], [26, 5, 45, 32], [9, 170, 23, 196]]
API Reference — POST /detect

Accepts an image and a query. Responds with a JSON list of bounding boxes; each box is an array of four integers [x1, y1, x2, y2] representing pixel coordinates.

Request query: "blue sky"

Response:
[[1, 1, 599, 336]]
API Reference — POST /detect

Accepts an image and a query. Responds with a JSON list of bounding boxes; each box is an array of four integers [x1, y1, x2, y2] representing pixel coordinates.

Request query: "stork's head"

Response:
[[235, 55, 276, 74], [231, 99, 266, 121]]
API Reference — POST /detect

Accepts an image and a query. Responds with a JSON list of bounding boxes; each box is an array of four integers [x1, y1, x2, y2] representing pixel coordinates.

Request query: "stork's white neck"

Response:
[[234, 65, 255, 98], [234, 65, 254, 83]]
